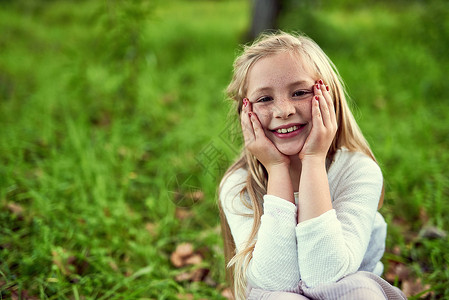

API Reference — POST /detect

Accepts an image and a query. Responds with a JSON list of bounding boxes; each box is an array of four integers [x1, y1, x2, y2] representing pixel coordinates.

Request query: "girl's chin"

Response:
[[276, 144, 304, 157]]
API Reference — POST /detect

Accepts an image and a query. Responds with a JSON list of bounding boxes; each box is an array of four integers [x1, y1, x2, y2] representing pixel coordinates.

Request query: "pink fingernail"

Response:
[[326, 85, 329, 91], [315, 96, 319, 100], [316, 84, 320, 89], [319, 79, 323, 85]]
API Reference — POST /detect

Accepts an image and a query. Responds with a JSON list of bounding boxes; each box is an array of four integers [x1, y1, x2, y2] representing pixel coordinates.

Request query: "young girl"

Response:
[[219, 32, 406, 300]]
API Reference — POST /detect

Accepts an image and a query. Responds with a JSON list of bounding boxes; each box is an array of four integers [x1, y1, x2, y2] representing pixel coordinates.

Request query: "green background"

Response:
[[1, 0, 448, 298]]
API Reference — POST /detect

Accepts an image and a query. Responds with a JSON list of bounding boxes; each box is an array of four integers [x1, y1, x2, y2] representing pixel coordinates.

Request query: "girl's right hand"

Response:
[[241, 98, 290, 173]]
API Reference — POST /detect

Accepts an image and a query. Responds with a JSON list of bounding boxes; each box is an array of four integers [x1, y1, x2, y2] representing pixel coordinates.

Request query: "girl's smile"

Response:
[[246, 51, 317, 156], [270, 123, 307, 139]]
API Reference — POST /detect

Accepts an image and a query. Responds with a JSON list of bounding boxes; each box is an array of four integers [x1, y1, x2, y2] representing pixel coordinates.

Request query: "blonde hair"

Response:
[[219, 31, 383, 299]]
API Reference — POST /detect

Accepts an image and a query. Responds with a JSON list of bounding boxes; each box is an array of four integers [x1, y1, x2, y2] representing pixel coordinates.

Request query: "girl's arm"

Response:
[[296, 153, 383, 287], [297, 82, 337, 223], [295, 82, 382, 287]]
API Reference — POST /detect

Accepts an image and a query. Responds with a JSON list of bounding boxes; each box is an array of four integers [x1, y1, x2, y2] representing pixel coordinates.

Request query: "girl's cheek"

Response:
[[253, 106, 270, 125]]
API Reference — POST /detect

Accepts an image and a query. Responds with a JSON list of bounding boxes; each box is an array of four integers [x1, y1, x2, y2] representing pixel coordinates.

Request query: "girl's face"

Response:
[[246, 51, 317, 156]]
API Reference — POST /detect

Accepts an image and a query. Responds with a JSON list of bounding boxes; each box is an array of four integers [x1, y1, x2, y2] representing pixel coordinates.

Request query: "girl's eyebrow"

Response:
[[289, 80, 313, 88], [251, 80, 311, 93]]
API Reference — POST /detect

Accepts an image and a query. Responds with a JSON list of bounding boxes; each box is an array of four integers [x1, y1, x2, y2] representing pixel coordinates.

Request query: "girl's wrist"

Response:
[[300, 155, 326, 167], [266, 162, 290, 176]]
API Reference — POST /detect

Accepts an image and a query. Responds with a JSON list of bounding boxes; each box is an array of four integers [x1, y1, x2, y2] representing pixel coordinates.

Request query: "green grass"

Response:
[[1, 0, 448, 299]]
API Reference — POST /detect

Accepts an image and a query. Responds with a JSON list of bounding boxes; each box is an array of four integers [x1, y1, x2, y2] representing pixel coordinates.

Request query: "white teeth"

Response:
[[276, 125, 298, 134]]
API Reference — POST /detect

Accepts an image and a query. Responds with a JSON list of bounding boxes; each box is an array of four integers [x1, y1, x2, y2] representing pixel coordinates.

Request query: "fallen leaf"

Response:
[[176, 293, 193, 300], [221, 288, 234, 300], [419, 226, 447, 240], [402, 278, 431, 297], [175, 207, 194, 220], [186, 190, 204, 202], [7, 202, 23, 216], [145, 222, 157, 236], [175, 243, 194, 258], [203, 275, 217, 287], [170, 251, 184, 268], [175, 271, 192, 282], [419, 207, 429, 224], [190, 268, 209, 282], [184, 254, 202, 266], [392, 245, 401, 256]]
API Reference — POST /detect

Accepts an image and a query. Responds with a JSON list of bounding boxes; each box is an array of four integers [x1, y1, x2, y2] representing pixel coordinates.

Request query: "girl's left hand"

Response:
[[298, 80, 338, 161]]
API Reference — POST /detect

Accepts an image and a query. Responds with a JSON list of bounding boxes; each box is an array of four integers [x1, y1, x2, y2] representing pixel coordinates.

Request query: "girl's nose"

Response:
[[274, 99, 295, 119]]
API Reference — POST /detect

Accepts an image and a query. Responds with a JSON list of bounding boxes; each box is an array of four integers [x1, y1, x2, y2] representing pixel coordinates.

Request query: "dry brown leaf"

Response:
[[170, 243, 195, 268], [186, 190, 204, 202], [419, 207, 429, 224], [402, 278, 431, 297], [221, 288, 234, 300], [190, 268, 208, 282], [175, 243, 194, 258], [203, 275, 217, 287], [184, 254, 202, 266], [175, 207, 194, 220], [384, 266, 397, 283], [174, 271, 192, 282], [7, 202, 23, 216], [170, 251, 184, 268], [145, 222, 157, 236], [176, 293, 194, 300], [384, 262, 412, 283], [395, 264, 411, 281], [419, 226, 448, 239], [392, 245, 401, 256]]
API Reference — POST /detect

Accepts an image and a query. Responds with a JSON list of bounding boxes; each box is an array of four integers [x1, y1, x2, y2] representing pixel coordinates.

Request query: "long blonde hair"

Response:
[[219, 31, 383, 299]]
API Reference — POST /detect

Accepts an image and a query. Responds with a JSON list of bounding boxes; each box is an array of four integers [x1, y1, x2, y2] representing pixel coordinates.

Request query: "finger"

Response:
[[327, 90, 337, 127], [241, 108, 255, 145], [249, 112, 264, 140], [317, 81, 336, 128], [314, 83, 323, 96], [311, 96, 323, 128], [321, 83, 337, 126]]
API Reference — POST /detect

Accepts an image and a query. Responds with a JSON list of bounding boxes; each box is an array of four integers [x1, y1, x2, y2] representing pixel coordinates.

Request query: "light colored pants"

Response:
[[247, 271, 406, 300]]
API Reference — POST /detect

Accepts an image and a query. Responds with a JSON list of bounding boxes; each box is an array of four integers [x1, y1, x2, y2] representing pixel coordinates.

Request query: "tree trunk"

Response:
[[247, 0, 281, 41]]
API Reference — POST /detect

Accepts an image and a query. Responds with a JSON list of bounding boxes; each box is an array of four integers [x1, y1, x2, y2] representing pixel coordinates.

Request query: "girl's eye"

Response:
[[256, 96, 273, 103], [293, 90, 311, 98]]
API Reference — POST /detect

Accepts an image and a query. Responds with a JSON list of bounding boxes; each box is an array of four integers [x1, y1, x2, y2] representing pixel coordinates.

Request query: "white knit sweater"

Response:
[[219, 148, 387, 290]]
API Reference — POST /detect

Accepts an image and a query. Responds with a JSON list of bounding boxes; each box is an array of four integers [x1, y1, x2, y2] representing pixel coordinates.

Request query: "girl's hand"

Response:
[[298, 80, 338, 162], [241, 98, 290, 173]]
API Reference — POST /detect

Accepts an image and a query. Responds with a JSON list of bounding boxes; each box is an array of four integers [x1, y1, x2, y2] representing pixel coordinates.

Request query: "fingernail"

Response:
[[248, 112, 252, 118], [315, 96, 319, 100], [316, 84, 320, 89], [326, 85, 329, 91], [319, 79, 323, 85], [243, 98, 248, 107]]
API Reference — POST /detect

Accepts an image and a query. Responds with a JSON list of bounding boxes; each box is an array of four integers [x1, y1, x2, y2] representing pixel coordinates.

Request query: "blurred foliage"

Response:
[[1, 0, 448, 298]]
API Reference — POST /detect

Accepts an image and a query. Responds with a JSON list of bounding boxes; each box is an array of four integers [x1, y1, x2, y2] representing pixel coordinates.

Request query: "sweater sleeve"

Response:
[[219, 169, 300, 291], [295, 151, 383, 288]]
